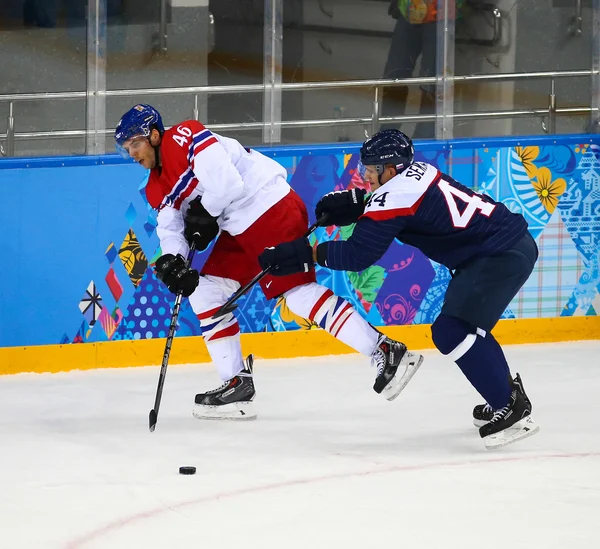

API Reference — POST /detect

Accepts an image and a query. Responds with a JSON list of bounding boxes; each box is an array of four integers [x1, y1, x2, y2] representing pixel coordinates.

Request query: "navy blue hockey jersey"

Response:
[[322, 161, 528, 272]]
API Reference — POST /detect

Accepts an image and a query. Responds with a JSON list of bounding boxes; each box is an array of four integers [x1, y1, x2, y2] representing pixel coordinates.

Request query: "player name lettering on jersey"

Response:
[[362, 162, 441, 221]]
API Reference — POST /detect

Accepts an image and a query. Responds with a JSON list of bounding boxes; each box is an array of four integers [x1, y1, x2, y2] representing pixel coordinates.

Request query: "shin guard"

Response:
[[431, 314, 511, 409]]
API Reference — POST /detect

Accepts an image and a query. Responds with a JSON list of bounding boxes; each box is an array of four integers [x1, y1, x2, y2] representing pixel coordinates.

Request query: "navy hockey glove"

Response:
[[155, 254, 200, 297], [184, 198, 219, 251], [258, 238, 314, 276], [315, 188, 367, 227]]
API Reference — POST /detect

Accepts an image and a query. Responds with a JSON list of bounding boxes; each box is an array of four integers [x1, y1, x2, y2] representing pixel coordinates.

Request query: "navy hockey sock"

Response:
[[487, 333, 512, 381], [431, 314, 511, 409]]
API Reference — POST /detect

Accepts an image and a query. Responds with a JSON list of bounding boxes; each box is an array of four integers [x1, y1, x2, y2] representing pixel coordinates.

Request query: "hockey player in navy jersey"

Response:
[[259, 129, 540, 449]]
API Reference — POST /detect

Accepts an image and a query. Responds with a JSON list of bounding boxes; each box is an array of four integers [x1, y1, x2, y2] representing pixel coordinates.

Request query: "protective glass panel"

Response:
[[453, 0, 595, 137], [280, 0, 439, 144], [207, 1, 265, 145], [105, 0, 256, 151], [0, 2, 87, 157]]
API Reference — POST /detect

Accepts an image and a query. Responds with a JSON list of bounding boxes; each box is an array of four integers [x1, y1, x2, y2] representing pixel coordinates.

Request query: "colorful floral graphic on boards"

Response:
[[65, 138, 599, 343]]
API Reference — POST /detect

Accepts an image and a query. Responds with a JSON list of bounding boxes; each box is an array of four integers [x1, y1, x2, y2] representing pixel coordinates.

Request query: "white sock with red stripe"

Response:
[[196, 306, 243, 381], [189, 275, 244, 381], [284, 283, 379, 356]]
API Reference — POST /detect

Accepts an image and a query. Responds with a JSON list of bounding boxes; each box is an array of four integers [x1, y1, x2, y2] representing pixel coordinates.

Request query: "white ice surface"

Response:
[[1, 341, 600, 549]]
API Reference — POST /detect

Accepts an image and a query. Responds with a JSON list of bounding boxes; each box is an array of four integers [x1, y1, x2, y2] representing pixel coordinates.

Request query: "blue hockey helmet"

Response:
[[360, 129, 414, 175], [115, 104, 164, 158]]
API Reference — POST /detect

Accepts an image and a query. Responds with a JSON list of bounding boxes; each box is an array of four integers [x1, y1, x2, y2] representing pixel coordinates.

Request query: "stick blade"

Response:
[[212, 302, 238, 319], [149, 409, 158, 432]]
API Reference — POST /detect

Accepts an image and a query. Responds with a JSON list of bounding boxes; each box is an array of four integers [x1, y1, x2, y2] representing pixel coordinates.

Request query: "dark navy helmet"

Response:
[[115, 104, 164, 158], [360, 129, 414, 175]]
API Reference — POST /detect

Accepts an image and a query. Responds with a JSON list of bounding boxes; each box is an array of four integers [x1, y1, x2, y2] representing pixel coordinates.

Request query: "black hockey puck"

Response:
[[179, 466, 196, 475]]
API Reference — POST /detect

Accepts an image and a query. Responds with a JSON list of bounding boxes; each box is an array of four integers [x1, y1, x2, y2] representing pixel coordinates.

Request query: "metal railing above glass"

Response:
[[0, 0, 598, 157], [1, 69, 597, 156]]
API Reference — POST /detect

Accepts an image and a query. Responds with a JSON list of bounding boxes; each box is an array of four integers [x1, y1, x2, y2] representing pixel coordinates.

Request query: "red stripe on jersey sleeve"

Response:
[[360, 171, 440, 221], [173, 178, 199, 210], [193, 136, 218, 154], [360, 195, 425, 221]]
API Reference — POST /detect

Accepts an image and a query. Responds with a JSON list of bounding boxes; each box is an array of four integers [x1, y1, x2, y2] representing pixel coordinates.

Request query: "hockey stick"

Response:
[[149, 242, 197, 432], [211, 214, 328, 319]]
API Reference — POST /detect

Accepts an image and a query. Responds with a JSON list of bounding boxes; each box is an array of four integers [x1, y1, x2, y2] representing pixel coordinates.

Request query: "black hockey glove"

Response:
[[184, 197, 219, 251], [315, 188, 367, 227], [258, 238, 314, 276], [155, 254, 200, 297]]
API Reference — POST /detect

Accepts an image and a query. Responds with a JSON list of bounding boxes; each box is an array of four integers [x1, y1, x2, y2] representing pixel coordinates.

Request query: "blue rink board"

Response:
[[0, 134, 598, 347]]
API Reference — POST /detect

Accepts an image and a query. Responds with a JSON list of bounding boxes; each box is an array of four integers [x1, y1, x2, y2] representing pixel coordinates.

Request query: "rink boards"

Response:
[[1, 134, 599, 374], [2, 316, 599, 375]]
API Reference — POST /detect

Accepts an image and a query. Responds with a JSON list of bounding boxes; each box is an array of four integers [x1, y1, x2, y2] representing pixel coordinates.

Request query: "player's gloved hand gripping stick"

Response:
[[211, 214, 328, 319], [149, 242, 196, 432], [315, 188, 366, 227]]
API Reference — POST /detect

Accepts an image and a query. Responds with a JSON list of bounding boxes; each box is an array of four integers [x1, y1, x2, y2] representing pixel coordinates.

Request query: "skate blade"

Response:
[[483, 416, 540, 450], [192, 401, 257, 421], [473, 418, 489, 428], [382, 352, 424, 402]]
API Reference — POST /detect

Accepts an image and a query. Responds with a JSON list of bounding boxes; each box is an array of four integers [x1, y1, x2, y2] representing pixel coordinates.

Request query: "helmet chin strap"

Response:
[[146, 127, 163, 169], [153, 143, 160, 168], [149, 134, 161, 168], [376, 164, 385, 186]]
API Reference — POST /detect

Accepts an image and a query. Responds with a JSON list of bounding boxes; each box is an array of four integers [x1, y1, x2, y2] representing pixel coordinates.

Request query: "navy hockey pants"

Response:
[[440, 231, 539, 332]]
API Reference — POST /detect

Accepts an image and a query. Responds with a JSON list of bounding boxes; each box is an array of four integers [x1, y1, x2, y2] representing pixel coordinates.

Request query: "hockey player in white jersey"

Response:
[[115, 104, 424, 421]]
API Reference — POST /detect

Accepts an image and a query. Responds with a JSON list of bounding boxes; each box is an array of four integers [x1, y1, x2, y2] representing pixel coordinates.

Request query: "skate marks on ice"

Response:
[[63, 451, 600, 549], [0, 341, 598, 549]]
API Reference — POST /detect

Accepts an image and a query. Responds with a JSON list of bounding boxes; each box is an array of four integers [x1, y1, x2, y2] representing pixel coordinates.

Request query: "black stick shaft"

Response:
[[149, 242, 196, 432], [212, 214, 327, 319]]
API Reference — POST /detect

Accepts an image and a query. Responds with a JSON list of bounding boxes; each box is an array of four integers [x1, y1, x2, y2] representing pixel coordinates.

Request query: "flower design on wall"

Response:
[[515, 146, 539, 179], [532, 167, 566, 213], [58, 140, 597, 347], [377, 286, 422, 325], [275, 297, 317, 330]]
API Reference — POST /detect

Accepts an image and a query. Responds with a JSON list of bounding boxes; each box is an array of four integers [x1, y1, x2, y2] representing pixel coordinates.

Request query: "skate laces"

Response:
[[490, 405, 509, 423], [482, 404, 493, 414], [371, 341, 388, 376], [489, 389, 518, 423], [205, 378, 234, 394]]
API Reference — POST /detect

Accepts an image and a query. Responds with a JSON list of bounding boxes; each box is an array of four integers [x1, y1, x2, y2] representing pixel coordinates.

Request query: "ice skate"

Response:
[[479, 374, 539, 449], [473, 373, 531, 427], [372, 334, 424, 401], [192, 355, 257, 420], [472, 403, 494, 428]]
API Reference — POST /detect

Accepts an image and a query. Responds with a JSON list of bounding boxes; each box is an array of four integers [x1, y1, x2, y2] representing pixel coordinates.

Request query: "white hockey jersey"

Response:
[[145, 120, 290, 257]]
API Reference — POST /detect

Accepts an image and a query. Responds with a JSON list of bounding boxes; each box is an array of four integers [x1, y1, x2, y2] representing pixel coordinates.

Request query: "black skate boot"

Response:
[[192, 355, 257, 420], [512, 373, 532, 409], [372, 333, 424, 401], [473, 373, 531, 427], [473, 403, 494, 428], [479, 375, 539, 449]]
